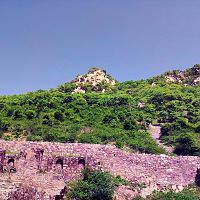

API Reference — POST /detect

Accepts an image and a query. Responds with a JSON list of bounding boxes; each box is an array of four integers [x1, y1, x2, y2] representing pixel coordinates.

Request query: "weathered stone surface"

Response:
[[0, 149, 5, 173], [114, 186, 138, 200], [193, 76, 200, 85], [195, 168, 200, 187], [72, 86, 86, 94], [7, 185, 47, 200], [0, 139, 200, 199], [163, 65, 200, 86]]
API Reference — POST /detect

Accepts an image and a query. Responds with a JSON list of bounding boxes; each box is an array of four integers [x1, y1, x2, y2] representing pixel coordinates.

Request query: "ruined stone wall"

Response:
[[0, 139, 200, 199], [0, 149, 5, 173]]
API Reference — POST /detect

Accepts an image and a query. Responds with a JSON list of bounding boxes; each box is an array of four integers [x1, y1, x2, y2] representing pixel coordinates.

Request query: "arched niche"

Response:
[[8, 158, 15, 167], [56, 159, 63, 171], [78, 158, 86, 170], [78, 158, 85, 167], [8, 158, 16, 173]]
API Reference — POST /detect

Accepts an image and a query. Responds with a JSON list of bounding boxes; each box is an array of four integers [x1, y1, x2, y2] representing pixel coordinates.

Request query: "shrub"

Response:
[[68, 169, 115, 200], [25, 110, 36, 119], [54, 111, 64, 121], [149, 187, 200, 200], [27, 135, 43, 142]]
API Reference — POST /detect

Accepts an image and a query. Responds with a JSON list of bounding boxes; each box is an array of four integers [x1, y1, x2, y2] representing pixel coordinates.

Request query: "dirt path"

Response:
[[148, 124, 174, 154]]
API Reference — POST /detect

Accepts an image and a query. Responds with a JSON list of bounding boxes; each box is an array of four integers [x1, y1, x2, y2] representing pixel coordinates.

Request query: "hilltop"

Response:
[[0, 65, 200, 156], [72, 67, 116, 92], [153, 64, 200, 86]]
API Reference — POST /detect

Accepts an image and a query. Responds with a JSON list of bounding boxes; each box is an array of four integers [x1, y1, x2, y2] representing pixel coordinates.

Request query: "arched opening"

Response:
[[78, 158, 85, 166], [55, 195, 62, 200], [8, 158, 14, 167], [56, 159, 63, 170], [78, 158, 85, 170], [97, 161, 101, 170], [8, 158, 16, 173]]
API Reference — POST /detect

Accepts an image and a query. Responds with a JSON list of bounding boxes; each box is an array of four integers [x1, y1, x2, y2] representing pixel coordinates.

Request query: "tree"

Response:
[[68, 169, 115, 200], [123, 117, 137, 130], [13, 109, 23, 119], [88, 171, 114, 200], [54, 111, 64, 121], [25, 110, 36, 119], [175, 133, 200, 155]]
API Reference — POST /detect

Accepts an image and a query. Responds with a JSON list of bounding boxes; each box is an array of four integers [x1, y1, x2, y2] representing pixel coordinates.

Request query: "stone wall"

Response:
[[0, 139, 200, 199], [0, 149, 5, 173]]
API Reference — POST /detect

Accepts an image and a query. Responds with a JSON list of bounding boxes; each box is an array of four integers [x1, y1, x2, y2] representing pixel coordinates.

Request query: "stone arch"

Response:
[[78, 158, 85, 166], [56, 159, 63, 170], [8, 158, 16, 173], [8, 158, 14, 166], [78, 158, 85, 170]]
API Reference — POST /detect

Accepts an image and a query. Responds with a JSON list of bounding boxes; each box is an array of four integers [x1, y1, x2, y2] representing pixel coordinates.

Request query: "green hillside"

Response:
[[0, 65, 200, 156]]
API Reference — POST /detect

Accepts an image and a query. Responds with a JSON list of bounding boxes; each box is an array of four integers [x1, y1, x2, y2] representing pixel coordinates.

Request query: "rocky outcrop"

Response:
[[71, 67, 115, 93], [114, 186, 138, 200], [138, 102, 146, 109], [71, 86, 86, 94], [163, 64, 200, 86], [193, 76, 200, 85], [165, 74, 183, 84], [72, 67, 115, 86]]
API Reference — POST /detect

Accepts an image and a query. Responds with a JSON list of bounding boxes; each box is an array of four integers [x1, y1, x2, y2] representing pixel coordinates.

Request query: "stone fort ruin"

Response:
[[0, 139, 200, 199]]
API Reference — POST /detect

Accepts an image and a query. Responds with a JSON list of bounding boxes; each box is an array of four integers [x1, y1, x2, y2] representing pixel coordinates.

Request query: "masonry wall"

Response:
[[1, 139, 200, 199]]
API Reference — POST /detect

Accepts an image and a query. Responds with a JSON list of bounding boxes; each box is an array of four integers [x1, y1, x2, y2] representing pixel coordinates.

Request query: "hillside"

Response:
[[153, 64, 200, 86], [0, 65, 200, 156]]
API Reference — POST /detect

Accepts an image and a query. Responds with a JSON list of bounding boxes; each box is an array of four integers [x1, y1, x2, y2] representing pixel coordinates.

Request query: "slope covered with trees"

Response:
[[0, 65, 200, 156]]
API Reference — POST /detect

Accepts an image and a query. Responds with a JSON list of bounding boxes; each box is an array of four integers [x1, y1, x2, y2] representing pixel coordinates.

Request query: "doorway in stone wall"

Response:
[[56, 159, 63, 173], [8, 158, 16, 173], [78, 158, 85, 170]]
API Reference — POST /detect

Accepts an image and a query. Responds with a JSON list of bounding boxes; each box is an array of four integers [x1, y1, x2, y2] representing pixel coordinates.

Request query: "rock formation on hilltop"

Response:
[[71, 67, 116, 93], [163, 64, 200, 86]]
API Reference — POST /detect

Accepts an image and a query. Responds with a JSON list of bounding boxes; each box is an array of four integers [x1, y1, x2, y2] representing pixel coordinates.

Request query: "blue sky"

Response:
[[0, 1, 200, 95]]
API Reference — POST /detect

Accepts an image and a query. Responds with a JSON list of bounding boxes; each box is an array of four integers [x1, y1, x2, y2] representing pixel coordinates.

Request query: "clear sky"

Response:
[[0, 1, 200, 95]]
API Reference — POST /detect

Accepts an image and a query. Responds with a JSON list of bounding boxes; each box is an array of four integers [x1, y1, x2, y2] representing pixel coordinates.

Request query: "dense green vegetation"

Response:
[[142, 185, 200, 200], [67, 168, 115, 200], [0, 65, 200, 155]]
